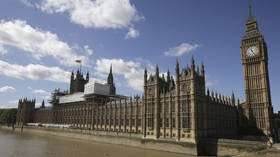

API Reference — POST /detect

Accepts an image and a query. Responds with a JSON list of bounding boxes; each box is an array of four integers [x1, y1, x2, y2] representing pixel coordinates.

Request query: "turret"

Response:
[[144, 67, 147, 84], [156, 64, 159, 80], [76, 69, 80, 78], [162, 73, 165, 82], [231, 91, 235, 105], [201, 62, 205, 78], [167, 69, 171, 86], [86, 72, 89, 82], [191, 55, 195, 76], [71, 71, 74, 80], [238, 99, 240, 106]]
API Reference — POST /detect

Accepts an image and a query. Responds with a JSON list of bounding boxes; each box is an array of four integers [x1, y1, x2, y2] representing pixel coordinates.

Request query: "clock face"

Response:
[[246, 46, 258, 57]]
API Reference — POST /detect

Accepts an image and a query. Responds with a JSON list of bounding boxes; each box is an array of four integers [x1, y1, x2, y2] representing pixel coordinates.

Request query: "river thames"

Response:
[[0, 130, 192, 157]]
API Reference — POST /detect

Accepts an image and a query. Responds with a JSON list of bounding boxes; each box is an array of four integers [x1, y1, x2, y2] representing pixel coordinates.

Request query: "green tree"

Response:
[[0, 109, 17, 126]]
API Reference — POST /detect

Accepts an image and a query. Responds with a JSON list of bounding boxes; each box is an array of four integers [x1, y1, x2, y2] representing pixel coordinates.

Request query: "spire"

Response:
[[176, 59, 179, 79], [191, 55, 195, 75], [107, 64, 114, 85], [247, 3, 256, 24], [144, 67, 147, 83], [167, 69, 171, 85], [176, 59, 179, 70], [231, 91, 235, 105], [41, 100, 45, 108], [191, 55, 195, 66], [156, 64, 159, 79], [201, 62, 205, 77], [86, 71, 89, 81], [110, 63, 112, 74]]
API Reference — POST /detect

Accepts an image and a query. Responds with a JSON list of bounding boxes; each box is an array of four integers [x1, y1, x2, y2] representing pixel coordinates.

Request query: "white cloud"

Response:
[[0, 86, 16, 93], [8, 100, 19, 104], [28, 87, 51, 100], [164, 43, 199, 57], [125, 27, 139, 39], [0, 19, 90, 67], [95, 58, 144, 91], [31, 0, 143, 29], [0, 60, 71, 83], [84, 45, 93, 55], [41, 95, 51, 100], [0, 44, 7, 55], [33, 89, 48, 95], [20, 0, 35, 7]]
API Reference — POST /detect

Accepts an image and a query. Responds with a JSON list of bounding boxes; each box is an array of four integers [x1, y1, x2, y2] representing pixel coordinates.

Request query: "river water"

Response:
[[0, 130, 192, 157]]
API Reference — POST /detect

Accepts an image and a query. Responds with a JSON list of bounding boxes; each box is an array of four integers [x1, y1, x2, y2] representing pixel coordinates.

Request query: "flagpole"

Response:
[[75, 59, 82, 73]]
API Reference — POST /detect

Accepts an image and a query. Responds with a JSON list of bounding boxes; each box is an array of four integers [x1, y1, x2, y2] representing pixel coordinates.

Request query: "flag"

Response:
[[75, 59, 81, 63]]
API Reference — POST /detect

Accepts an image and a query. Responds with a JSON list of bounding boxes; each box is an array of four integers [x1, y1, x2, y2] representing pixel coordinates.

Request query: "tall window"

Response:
[[172, 118, 175, 128], [182, 100, 188, 128], [147, 103, 154, 129], [171, 101, 175, 112], [165, 103, 169, 113], [166, 118, 169, 128]]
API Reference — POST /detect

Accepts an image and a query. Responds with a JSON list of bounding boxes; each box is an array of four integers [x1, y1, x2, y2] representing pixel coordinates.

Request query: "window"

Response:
[[148, 118, 153, 129], [138, 119, 141, 126], [165, 103, 169, 113], [172, 118, 175, 128], [171, 102, 175, 112], [166, 118, 169, 128]]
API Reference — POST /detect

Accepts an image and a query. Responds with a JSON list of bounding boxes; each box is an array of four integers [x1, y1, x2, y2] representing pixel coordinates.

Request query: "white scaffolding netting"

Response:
[[84, 82, 110, 96], [59, 92, 85, 104]]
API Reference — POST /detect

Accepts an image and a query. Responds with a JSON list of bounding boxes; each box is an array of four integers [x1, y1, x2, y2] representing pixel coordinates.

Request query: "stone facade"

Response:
[[16, 57, 239, 143], [240, 6, 274, 135], [70, 70, 89, 94], [16, 98, 35, 125], [16, 6, 275, 143]]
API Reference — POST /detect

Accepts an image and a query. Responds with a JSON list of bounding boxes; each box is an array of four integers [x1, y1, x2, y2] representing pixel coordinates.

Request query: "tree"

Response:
[[0, 108, 17, 126]]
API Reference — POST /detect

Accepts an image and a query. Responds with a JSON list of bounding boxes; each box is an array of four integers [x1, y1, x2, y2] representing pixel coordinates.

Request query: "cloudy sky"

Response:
[[0, 0, 279, 111]]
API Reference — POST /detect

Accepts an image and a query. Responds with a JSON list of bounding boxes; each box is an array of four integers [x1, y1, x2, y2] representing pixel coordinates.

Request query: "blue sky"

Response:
[[0, 0, 279, 112]]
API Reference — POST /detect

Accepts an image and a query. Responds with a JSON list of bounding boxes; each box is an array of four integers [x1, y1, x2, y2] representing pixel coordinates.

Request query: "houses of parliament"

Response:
[[16, 6, 276, 143]]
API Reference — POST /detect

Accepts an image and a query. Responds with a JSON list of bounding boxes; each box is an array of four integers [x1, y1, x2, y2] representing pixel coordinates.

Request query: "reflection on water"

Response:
[[0, 130, 192, 157]]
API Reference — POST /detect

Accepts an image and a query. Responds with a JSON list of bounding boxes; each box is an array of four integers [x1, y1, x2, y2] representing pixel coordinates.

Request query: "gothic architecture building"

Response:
[[16, 6, 275, 142], [239, 6, 274, 136]]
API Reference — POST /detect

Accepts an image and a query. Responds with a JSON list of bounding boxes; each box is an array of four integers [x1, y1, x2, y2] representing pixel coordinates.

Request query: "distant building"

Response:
[[17, 6, 275, 143]]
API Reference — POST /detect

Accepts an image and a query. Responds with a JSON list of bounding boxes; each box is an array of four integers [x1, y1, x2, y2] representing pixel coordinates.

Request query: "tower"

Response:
[[16, 98, 35, 125], [70, 70, 89, 94], [107, 64, 116, 95], [240, 5, 273, 135]]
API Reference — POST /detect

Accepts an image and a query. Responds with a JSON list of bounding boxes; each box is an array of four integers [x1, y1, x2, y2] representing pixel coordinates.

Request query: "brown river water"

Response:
[[0, 130, 192, 157]]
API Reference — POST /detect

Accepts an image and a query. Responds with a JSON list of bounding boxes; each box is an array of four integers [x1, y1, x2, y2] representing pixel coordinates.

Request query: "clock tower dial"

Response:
[[240, 5, 273, 135], [246, 46, 258, 56]]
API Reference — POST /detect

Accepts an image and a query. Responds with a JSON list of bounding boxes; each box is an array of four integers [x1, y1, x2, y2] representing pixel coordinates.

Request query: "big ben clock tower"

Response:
[[241, 5, 273, 135]]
